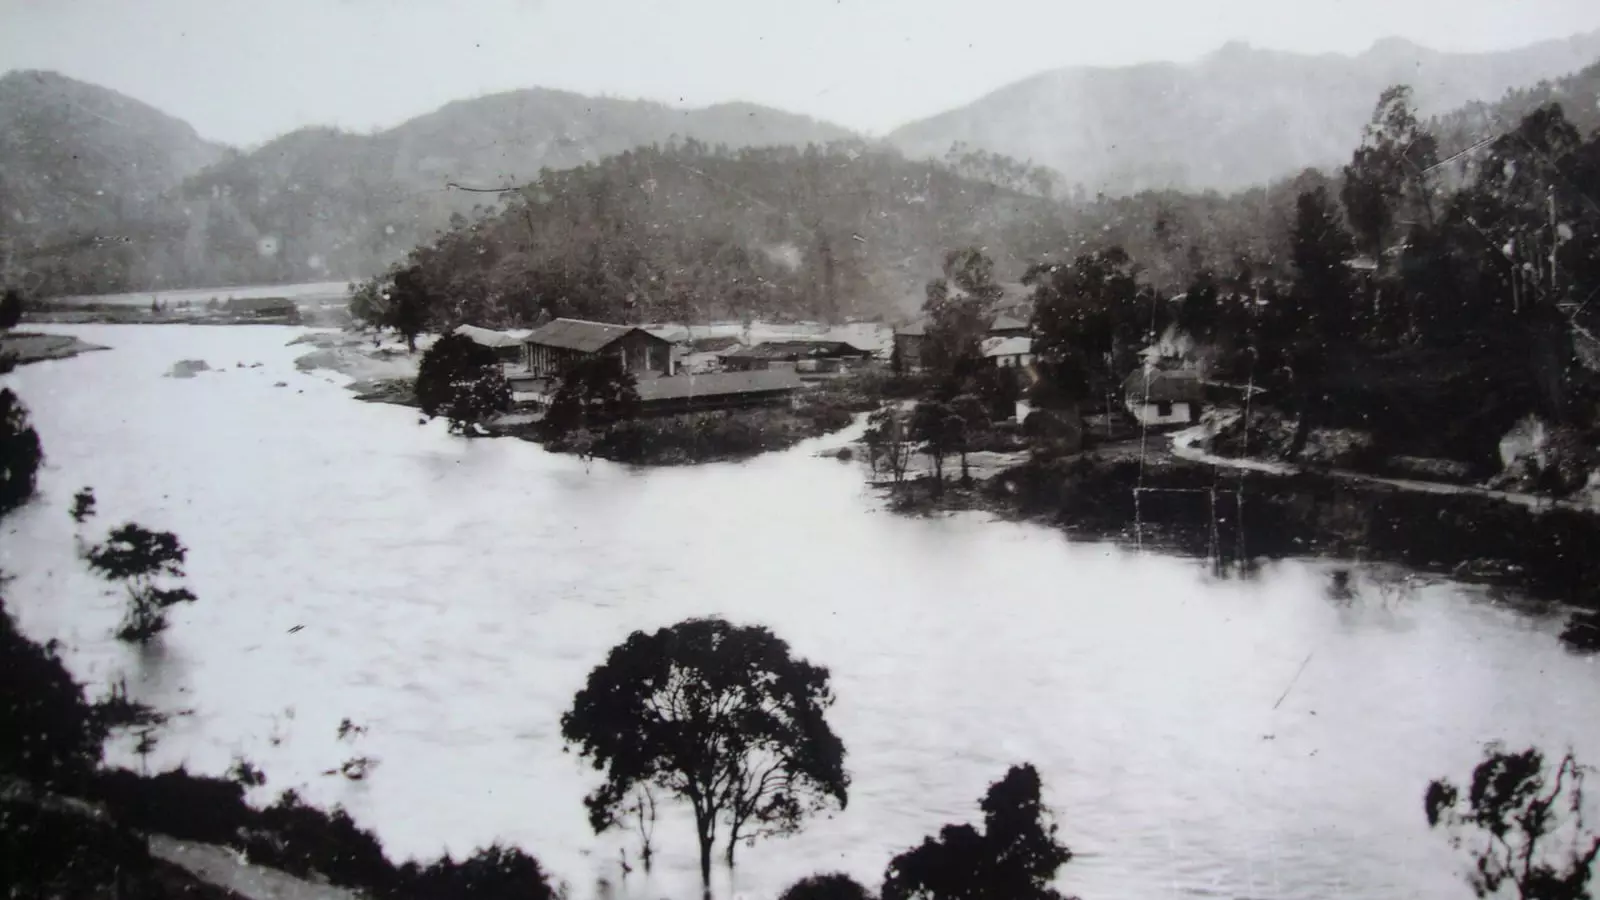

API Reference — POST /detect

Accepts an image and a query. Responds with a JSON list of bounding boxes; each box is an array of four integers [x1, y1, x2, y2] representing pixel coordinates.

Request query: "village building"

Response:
[[1122, 368, 1204, 427], [982, 335, 1034, 368], [452, 324, 527, 363], [719, 340, 873, 373], [892, 322, 926, 371], [521, 318, 676, 378], [633, 369, 805, 415], [987, 314, 1030, 338], [224, 296, 300, 324]]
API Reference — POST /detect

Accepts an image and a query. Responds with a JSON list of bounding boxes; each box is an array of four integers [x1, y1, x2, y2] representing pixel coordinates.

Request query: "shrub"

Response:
[[0, 599, 107, 792], [0, 388, 43, 517], [415, 334, 511, 434], [781, 872, 876, 900], [396, 844, 558, 900]]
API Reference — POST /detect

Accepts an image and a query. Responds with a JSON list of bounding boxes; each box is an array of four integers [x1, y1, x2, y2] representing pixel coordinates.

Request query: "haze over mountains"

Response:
[[2, 29, 1599, 300], [888, 28, 1600, 194]]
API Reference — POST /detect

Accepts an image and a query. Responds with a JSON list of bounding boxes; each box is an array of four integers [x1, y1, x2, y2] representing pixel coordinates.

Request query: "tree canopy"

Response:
[[560, 617, 848, 891], [414, 334, 512, 434], [883, 764, 1074, 900], [85, 523, 196, 642], [0, 387, 42, 518], [544, 356, 641, 434], [1426, 745, 1600, 900]]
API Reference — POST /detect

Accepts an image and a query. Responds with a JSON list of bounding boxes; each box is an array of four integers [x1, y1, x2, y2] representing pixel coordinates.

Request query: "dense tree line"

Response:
[[349, 140, 1064, 334], [1014, 86, 1600, 473]]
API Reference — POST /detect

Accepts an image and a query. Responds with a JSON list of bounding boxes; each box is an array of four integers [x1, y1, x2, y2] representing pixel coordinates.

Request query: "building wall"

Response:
[[614, 331, 673, 376], [524, 332, 674, 377], [1127, 400, 1197, 427], [990, 353, 1033, 368], [894, 334, 924, 370]]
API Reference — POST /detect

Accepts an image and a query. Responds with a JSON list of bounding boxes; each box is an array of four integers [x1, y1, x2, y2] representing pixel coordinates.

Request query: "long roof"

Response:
[[989, 314, 1028, 333], [635, 369, 804, 402], [453, 324, 524, 349], [721, 340, 872, 361], [1122, 368, 1203, 403], [524, 318, 667, 353]]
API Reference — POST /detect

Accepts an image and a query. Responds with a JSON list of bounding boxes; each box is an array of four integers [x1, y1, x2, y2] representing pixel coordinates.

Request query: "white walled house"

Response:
[[982, 335, 1033, 368], [1122, 368, 1203, 427]]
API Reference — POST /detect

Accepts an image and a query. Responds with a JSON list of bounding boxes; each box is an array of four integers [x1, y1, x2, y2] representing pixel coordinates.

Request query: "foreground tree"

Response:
[[561, 617, 849, 893], [864, 405, 912, 484], [1426, 744, 1600, 899], [0, 596, 108, 791], [910, 400, 963, 493], [386, 267, 432, 353], [1341, 85, 1438, 270], [1027, 247, 1144, 406], [0, 287, 22, 330], [922, 248, 1002, 377], [414, 334, 512, 435], [0, 386, 42, 517], [884, 764, 1074, 900], [544, 356, 641, 433], [85, 524, 197, 642]]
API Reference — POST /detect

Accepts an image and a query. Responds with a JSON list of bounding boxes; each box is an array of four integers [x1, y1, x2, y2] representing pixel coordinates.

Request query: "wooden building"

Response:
[[453, 324, 526, 363], [634, 369, 804, 415], [720, 340, 873, 373], [892, 322, 926, 371], [1122, 368, 1204, 427], [522, 318, 675, 377]]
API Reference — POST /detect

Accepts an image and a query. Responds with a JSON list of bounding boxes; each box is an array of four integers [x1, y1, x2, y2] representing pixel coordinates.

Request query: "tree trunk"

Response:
[[960, 450, 970, 486], [695, 810, 713, 897], [405, 331, 417, 354]]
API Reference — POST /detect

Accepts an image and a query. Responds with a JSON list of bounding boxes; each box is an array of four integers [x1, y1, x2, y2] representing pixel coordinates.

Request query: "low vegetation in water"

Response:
[[543, 400, 856, 464]]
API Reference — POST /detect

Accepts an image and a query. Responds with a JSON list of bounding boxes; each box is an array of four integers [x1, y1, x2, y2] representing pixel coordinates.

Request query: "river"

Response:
[[3, 324, 1596, 900]]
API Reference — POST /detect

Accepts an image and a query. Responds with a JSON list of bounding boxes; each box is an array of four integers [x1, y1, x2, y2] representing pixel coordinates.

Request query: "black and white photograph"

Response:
[[4, 1, 1600, 897]]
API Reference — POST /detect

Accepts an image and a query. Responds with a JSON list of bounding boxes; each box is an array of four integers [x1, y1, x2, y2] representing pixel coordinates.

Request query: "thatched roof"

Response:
[[1122, 368, 1202, 404]]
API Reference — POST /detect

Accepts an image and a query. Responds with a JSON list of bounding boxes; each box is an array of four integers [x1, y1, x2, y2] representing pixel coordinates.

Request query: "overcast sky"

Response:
[[4, 0, 1600, 146]]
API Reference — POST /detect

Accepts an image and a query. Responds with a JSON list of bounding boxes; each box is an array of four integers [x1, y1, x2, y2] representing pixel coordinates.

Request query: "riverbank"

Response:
[[878, 435, 1600, 612], [0, 331, 110, 366]]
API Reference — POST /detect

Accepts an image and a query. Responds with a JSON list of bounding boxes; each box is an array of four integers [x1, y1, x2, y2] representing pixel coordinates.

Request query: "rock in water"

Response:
[[165, 359, 210, 378]]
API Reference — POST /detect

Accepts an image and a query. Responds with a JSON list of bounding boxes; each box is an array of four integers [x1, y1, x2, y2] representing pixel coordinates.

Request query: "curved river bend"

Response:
[[4, 325, 1596, 900]]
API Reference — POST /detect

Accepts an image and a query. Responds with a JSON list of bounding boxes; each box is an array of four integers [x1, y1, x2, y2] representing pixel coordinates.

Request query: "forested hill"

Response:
[[353, 141, 1064, 328], [0, 70, 226, 291], [0, 79, 855, 296], [1430, 57, 1600, 159], [887, 31, 1600, 195]]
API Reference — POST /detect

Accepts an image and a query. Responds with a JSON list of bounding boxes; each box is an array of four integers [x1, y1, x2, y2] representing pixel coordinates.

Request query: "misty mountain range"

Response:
[[3, 30, 1599, 298]]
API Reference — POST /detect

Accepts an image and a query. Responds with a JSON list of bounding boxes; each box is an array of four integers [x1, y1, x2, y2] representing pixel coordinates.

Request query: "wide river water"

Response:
[[4, 325, 1597, 900]]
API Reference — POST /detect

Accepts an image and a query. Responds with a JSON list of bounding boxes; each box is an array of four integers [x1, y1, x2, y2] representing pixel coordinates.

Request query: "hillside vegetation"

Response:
[[0, 77, 855, 296], [0, 70, 225, 294], [351, 140, 1063, 328]]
